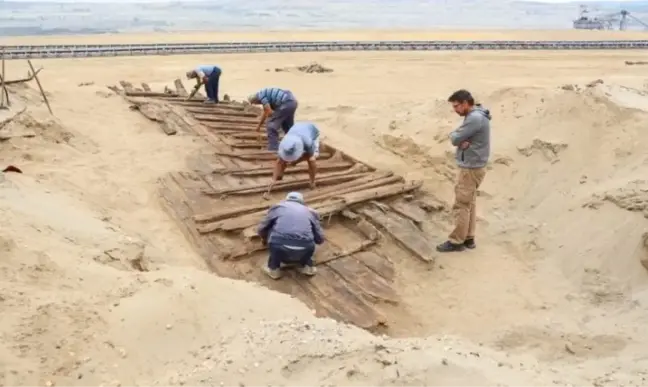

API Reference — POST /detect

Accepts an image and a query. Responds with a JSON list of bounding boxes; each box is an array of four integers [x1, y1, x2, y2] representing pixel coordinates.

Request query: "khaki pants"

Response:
[[448, 167, 486, 244]]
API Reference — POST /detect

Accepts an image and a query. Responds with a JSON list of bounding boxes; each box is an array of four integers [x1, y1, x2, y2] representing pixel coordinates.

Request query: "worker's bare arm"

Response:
[[255, 105, 273, 131], [194, 70, 209, 84]]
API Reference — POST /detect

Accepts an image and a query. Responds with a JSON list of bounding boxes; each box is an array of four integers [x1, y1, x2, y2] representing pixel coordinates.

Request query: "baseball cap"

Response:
[[247, 94, 258, 103], [278, 136, 304, 162], [286, 192, 304, 203]]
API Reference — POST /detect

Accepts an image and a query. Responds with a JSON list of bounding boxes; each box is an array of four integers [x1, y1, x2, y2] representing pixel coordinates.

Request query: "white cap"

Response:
[[285, 192, 304, 203], [278, 136, 304, 162]]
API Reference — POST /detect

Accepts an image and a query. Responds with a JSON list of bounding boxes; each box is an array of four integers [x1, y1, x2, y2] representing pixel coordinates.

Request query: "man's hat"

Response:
[[278, 136, 304, 163], [285, 192, 304, 203]]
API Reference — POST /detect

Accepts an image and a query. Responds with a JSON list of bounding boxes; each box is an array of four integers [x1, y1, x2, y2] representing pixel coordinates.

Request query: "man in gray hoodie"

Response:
[[437, 89, 492, 253], [257, 192, 324, 279]]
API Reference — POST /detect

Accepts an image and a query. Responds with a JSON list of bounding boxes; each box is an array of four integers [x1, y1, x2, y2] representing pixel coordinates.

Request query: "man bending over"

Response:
[[263, 121, 320, 199], [186, 65, 222, 103], [257, 192, 324, 280], [248, 87, 299, 151]]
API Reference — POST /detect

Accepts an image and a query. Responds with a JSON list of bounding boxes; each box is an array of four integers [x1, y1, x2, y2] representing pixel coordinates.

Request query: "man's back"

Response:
[[256, 87, 291, 108], [260, 200, 323, 247], [195, 65, 219, 76], [287, 122, 319, 154]]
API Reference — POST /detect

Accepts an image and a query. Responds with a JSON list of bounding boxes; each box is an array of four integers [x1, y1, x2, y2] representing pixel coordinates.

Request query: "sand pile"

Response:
[[271, 62, 334, 74]]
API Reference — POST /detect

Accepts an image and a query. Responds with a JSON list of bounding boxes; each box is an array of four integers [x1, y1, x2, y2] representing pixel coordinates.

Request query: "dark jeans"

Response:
[[267, 243, 315, 270], [204, 68, 221, 101], [266, 98, 298, 151]]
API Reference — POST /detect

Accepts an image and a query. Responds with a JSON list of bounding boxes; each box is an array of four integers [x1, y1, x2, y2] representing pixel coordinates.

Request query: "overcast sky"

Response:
[[3, 0, 646, 2]]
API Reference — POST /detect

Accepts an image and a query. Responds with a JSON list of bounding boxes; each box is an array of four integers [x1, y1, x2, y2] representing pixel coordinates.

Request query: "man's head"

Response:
[[278, 136, 304, 163], [285, 191, 304, 204], [448, 89, 475, 117], [247, 94, 260, 104], [186, 70, 197, 80]]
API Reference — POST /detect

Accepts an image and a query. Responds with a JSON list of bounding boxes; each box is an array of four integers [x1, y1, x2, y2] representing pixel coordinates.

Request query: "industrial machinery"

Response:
[[573, 5, 648, 31]]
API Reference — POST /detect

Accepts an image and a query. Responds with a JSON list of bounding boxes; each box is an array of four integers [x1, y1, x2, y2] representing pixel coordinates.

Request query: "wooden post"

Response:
[[27, 60, 52, 115], [0, 46, 7, 108]]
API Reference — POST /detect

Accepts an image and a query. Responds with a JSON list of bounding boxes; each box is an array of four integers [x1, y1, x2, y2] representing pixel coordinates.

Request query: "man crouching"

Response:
[[257, 192, 324, 280]]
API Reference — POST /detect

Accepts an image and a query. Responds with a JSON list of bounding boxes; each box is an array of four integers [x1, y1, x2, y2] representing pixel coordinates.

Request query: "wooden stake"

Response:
[[0, 47, 7, 108], [27, 60, 52, 115], [174, 78, 189, 97], [2, 67, 42, 85]]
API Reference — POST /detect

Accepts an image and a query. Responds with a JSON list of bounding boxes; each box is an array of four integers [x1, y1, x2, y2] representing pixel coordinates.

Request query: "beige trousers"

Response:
[[448, 167, 486, 244]]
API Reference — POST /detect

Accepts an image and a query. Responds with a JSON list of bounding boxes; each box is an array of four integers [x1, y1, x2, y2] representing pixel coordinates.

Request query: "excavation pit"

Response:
[[114, 79, 444, 333]]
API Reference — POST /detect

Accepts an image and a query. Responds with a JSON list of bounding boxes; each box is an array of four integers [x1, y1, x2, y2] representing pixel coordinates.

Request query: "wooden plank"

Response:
[[126, 91, 178, 98], [127, 100, 188, 135], [186, 107, 258, 118], [201, 181, 423, 234], [194, 172, 392, 223], [193, 114, 259, 125], [119, 81, 134, 92], [170, 101, 245, 111], [214, 161, 355, 177], [327, 256, 398, 305], [342, 211, 382, 241], [174, 79, 189, 97], [354, 251, 395, 282], [389, 200, 427, 228], [299, 266, 386, 330], [315, 239, 377, 265], [157, 174, 206, 254], [203, 123, 260, 132], [202, 170, 368, 196], [359, 205, 436, 263], [219, 230, 363, 262], [306, 173, 396, 202]]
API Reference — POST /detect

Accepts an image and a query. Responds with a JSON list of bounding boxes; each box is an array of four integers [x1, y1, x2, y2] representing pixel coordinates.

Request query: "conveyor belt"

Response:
[[3, 39, 648, 59]]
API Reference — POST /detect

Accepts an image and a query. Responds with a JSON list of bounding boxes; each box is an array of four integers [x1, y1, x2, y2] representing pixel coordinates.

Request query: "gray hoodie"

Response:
[[257, 200, 324, 248], [449, 104, 491, 169]]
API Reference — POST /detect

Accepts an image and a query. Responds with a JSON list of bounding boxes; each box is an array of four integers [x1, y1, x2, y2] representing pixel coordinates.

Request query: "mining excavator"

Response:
[[573, 5, 648, 31]]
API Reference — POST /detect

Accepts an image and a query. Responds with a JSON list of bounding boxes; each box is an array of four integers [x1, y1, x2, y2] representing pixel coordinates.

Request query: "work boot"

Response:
[[436, 240, 466, 253], [262, 265, 282, 280], [298, 265, 317, 276], [464, 238, 476, 249]]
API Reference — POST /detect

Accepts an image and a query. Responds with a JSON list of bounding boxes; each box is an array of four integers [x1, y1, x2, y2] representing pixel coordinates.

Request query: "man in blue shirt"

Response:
[[247, 87, 299, 151], [262, 122, 320, 200], [186, 65, 222, 103], [257, 191, 324, 279]]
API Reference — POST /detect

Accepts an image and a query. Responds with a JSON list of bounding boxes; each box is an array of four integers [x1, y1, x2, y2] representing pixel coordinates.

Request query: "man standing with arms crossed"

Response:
[[186, 65, 222, 103], [437, 89, 492, 253], [247, 87, 299, 151]]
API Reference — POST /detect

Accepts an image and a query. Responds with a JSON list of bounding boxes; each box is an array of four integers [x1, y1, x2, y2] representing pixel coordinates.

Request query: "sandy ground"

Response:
[[2, 30, 648, 385]]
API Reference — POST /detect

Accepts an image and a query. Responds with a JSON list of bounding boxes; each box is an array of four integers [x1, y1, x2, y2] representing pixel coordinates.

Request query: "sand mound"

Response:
[[271, 62, 334, 74]]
